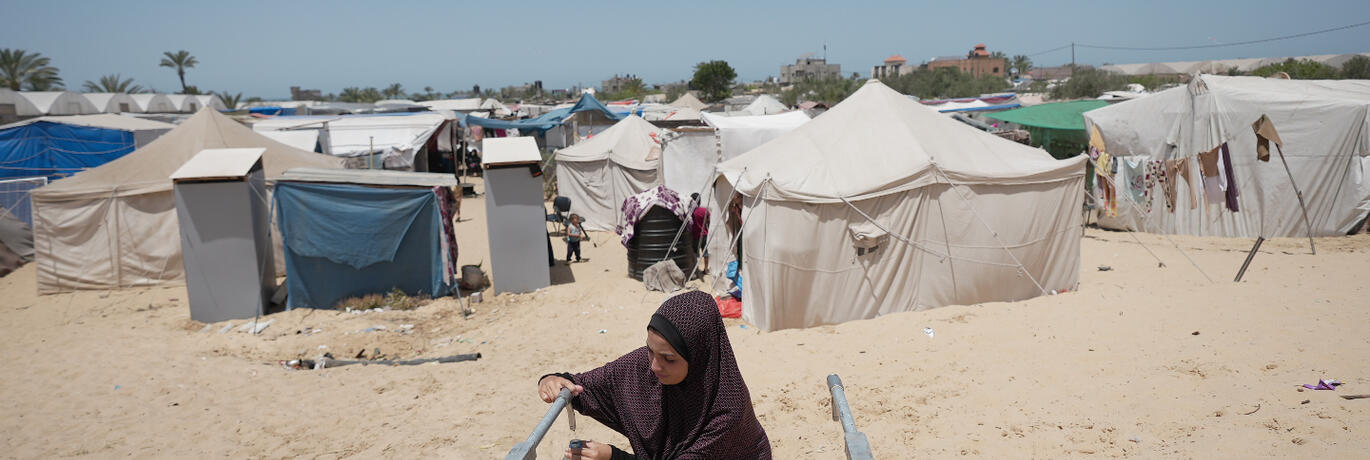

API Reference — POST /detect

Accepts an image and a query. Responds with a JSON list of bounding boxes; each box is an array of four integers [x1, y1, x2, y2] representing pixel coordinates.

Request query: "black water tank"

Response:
[[627, 206, 696, 280]]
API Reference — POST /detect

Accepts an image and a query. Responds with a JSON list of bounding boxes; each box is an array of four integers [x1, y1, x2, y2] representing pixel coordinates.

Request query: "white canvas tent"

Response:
[[662, 111, 811, 200], [82, 93, 141, 113], [252, 113, 448, 170], [130, 94, 177, 113], [0, 89, 44, 120], [20, 92, 98, 115], [194, 94, 228, 111], [419, 98, 483, 112], [742, 95, 788, 115], [669, 93, 708, 111], [1083, 75, 1370, 237], [165, 94, 201, 113], [555, 115, 665, 231], [715, 80, 1085, 331], [30, 108, 344, 293]]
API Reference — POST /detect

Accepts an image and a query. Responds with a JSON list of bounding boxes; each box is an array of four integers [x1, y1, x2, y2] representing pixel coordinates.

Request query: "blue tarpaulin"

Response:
[[275, 181, 449, 309], [0, 121, 137, 180], [461, 93, 623, 132]]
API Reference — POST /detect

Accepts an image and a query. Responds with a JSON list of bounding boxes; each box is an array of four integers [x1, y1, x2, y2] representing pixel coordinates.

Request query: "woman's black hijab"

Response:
[[569, 291, 771, 459]]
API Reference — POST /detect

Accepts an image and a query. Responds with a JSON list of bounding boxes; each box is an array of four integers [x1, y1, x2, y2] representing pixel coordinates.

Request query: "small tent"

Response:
[[555, 115, 665, 231], [715, 80, 1085, 331], [20, 92, 98, 115], [30, 108, 344, 293], [82, 93, 142, 113], [1083, 75, 1370, 237], [669, 93, 708, 111], [194, 94, 228, 111], [0, 114, 175, 180], [130, 94, 177, 113], [252, 113, 449, 170], [742, 95, 788, 115], [0, 89, 44, 123]]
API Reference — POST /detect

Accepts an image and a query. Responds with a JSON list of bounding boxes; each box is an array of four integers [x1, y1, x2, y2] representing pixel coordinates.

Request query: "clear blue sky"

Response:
[[3, 1, 1367, 99]]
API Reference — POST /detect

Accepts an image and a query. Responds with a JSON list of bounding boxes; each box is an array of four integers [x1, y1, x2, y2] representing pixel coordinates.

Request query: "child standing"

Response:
[[565, 214, 590, 263]]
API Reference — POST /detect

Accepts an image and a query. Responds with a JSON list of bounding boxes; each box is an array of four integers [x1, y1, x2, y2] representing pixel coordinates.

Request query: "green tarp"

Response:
[[986, 100, 1109, 159]]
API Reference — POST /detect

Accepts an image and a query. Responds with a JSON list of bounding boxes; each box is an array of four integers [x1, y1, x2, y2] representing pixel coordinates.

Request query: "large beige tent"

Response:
[[30, 108, 344, 293], [555, 115, 665, 231], [1083, 75, 1370, 237], [715, 80, 1085, 331]]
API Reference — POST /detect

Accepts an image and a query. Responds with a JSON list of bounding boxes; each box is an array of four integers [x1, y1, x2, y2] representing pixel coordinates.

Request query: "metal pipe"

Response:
[[827, 374, 875, 460], [505, 388, 572, 460], [1234, 236, 1265, 282]]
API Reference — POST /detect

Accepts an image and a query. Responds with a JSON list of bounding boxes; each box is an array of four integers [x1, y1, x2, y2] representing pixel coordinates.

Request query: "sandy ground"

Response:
[[2, 178, 1368, 459]]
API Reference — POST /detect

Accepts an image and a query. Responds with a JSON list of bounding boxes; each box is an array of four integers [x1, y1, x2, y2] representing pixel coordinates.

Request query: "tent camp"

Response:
[[29, 108, 344, 293], [661, 111, 811, 200], [130, 94, 177, 113], [669, 93, 708, 111], [1083, 75, 1370, 238], [555, 115, 665, 231], [0, 114, 175, 180], [715, 80, 1085, 331], [985, 100, 1109, 159], [82, 93, 142, 113], [164, 94, 204, 113], [20, 92, 98, 115]]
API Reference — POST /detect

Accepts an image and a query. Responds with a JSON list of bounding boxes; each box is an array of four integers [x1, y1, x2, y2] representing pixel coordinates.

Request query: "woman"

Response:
[[537, 291, 771, 459]]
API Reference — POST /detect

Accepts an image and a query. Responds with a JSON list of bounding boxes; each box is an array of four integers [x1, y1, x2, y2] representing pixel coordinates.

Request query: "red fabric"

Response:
[[716, 296, 741, 318]]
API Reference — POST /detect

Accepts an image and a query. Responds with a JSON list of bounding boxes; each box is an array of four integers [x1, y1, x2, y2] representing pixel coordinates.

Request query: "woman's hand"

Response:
[[538, 375, 584, 403], [564, 440, 613, 460]]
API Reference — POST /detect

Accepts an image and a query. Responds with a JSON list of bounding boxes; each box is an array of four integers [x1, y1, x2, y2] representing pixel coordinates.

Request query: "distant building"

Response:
[[780, 55, 841, 83], [1028, 65, 1089, 81], [601, 74, 639, 94], [290, 86, 322, 101], [925, 44, 1007, 79], [872, 54, 908, 80], [501, 81, 543, 99]]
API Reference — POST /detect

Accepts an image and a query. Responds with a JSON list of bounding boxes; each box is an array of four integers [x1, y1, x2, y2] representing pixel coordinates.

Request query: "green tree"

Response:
[[1249, 58, 1340, 80], [339, 86, 383, 103], [690, 60, 737, 102], [885, 67, 1011, 99], [602, 76, 648, 101], [1341, 55, 1370, 79], [0, 48, 62, 91], [1011, 55, 1033, 77], [780, 76, 862, 106], [382, 82, 406, 99], [159, 50, 198, 93], [82, 74, 145, 93], [1049, 66, 1130, 99], [214, 91, 243, 110]]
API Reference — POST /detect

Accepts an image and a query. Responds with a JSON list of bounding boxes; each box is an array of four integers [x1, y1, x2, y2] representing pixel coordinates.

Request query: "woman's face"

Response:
[[646, 329, 688, 385]]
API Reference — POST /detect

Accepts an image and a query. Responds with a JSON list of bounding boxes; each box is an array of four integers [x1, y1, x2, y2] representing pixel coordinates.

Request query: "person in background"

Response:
[[537, 291, 772, 459], [688, 193, 709, 275], [565, 214, 590, 263]]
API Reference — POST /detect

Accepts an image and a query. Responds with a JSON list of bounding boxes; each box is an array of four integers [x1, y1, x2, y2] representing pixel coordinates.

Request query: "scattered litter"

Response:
[[1301, 379, 1342, 390], [1191, 331, 1201, 336], [924, 327, 935, 339], [1301, 399, 1311, 405], [1242, 404, 1261, 415], [362, 325, 388, 333], [1127, 435, 1141, 443], [317, 345, 328, 350], [251, 319, 274, 334], [218, 323, 235, 334], [1340, 394, 1370, 400], [1097, 265, 1113, 272], [114, 385, 120, 390], [198, 324, 213, 333], [281, 353, 482, 370], [739, 325, 748, 329], [598, 329, 608, 334]]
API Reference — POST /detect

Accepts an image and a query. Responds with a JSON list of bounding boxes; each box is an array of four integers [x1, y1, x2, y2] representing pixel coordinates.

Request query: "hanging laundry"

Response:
[[1198, 147, 1224, 207], [1165, 158, 1198, 211], [1124, 157, 1148, 206], [1221, 143, 1240, 212], [1252, 114, 1282, 162]]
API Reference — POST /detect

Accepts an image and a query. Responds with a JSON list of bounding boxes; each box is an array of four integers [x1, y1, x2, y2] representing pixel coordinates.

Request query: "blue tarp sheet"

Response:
[[0, 121, 137, 180], [275, 182, 449, 309], [461, 93, 623, 132]]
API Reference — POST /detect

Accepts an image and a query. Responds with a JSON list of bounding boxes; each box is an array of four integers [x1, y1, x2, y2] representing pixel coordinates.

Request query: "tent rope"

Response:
[[1093, 166, 1216, 283], [929, 162, 1049, 296], [660, 167, 745, 283], [705, 177, 770, 296], [680, 168, 743, 284], [1081, 188, 1169, 267]]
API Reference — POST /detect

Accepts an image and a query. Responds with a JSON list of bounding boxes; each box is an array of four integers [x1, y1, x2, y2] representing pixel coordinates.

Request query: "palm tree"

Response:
[[82, 74, 145, 93], [382, 83, 405, 99], [0, 48, 63, 91], [1011, 55, 1033, 77], [214, 91, 243, 110], [159, 50, 198, 93]]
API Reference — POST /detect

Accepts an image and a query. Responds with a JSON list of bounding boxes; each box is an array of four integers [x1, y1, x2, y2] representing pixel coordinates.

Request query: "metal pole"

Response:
[[1234, 236, 1264, 282], [505, 388, 572, 460], [827, 374, 874, 460], [369, 136, 375, 170], [1273, 145, 1316, 254]]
